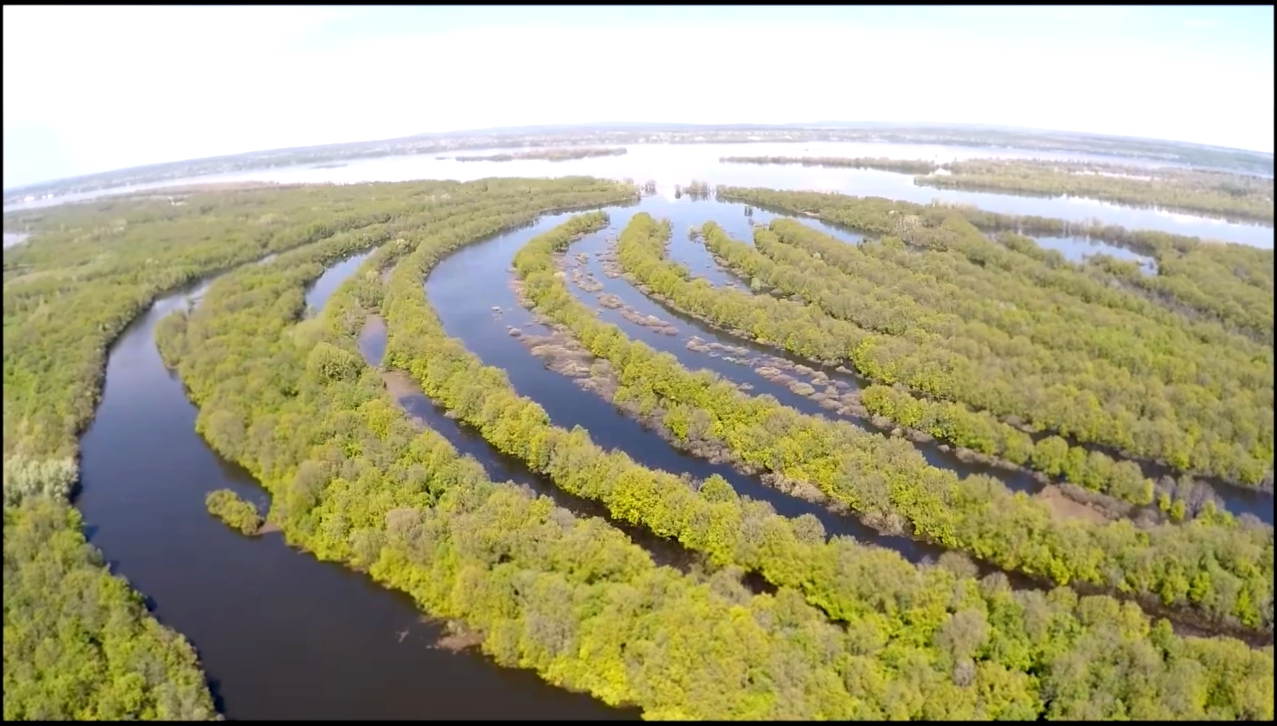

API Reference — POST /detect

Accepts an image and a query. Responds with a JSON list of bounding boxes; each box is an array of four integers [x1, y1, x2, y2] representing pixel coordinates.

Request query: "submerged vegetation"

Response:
[[158, 189, 1274, 719], [205, 490, 264, 536], [4, 161, 1273, 720]]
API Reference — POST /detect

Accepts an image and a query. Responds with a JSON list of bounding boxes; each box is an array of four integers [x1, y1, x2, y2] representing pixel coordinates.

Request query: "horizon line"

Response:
[[5, 121, 1274, 193]]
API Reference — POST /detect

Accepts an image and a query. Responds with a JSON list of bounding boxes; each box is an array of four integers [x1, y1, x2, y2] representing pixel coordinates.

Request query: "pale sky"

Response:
[[4, 6, 1274, 188]]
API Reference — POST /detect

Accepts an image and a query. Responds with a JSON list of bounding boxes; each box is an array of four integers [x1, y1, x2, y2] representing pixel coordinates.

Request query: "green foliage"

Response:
[[6, 175, 1274, 721], [918, 158, 1274, 223], [204, 489, 263, 536], [696, 210, 1272, 489], [602, 212, 1273, 630], [719, 185, 1274, 348], [373, 208, 1272, 718], [3, 499, 217, 720]]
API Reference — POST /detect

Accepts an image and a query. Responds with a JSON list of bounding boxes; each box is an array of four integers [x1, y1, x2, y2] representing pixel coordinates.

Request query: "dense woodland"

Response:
[[808, 190, 1274, 347], [4, 181, 606, 719], [705, 219, 1270, 494], [162, 195, 1273, 719], [4, 173, 1274, 720], [712, 188, 1274, 484], [1, 186, 393, 718]]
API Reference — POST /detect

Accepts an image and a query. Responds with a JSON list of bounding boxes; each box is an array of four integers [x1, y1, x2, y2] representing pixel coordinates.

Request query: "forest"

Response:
[[712, 187, 1274, 479], [163, 196, 1274, 719], [3, 174, 1274, 720], [539, 213, 1274, 631]]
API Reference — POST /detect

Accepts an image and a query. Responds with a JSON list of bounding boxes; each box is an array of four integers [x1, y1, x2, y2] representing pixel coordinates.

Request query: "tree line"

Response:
[[609, 212, 1273, 631], [454, 147, 628, 163], [708, 216, 1270, 492], [383, 207, 1273, 718], [718, 186, 1274, 346], [3, 180, 586, 720], [920, 158, 1274, 223], [712, 187, 1273, 485], [720, 156, 941, 174]]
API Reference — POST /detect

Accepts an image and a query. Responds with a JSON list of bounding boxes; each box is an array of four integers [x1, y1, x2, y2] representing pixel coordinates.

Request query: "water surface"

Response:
[[7, 142, 1270, 248], [75, 266, 632, 720]]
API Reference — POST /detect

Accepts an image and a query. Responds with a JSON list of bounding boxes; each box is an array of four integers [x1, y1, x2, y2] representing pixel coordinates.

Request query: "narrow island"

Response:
[[721, 155, 1275, 223], [720, 155, 941, 174], [453, 147, 627, 163], [917, 158, 1275, 223], [205, 488, 265, 536]]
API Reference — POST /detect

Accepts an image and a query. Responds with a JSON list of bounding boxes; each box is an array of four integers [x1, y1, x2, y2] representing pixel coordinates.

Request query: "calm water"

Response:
[[426, 196, 1273, 525], [426, 211, 944, 563], [75, 266, 632, 720], [304, 250, 375, 315], [6, 142, 1272, 248], [33, 141, 1277, 721]]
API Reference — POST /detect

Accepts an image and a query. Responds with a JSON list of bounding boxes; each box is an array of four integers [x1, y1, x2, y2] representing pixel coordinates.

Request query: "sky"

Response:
[[3, 5, 1274, 188]]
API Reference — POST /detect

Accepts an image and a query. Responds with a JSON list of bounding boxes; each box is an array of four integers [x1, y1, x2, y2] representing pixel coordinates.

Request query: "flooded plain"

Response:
[[5, 142, 1272, 248], [22, 139, 1275, 719]]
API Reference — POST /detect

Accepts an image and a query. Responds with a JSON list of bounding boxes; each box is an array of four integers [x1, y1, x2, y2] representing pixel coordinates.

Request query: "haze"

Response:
[[3, 5, 1274, 189]]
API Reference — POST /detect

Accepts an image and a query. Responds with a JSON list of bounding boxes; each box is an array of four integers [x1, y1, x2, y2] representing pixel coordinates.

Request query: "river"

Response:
[[74, 258, 633, 720], [44, 155, 1277, 719], [425, 196, 1273, 528], [5, 142, 1272, 248]]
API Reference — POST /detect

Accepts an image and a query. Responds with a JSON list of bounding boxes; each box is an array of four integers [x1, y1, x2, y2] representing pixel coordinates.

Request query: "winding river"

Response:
[[74, 258, 634, 720], [31, 142, 1275, 718]]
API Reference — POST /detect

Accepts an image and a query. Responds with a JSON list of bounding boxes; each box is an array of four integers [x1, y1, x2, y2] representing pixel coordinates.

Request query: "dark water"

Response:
[[429, 196, 1272, 526], [427, 209, 942, 564], [75, 268, 633, 720], [360, 320, 698, 573], [305, 250, 375, 315]]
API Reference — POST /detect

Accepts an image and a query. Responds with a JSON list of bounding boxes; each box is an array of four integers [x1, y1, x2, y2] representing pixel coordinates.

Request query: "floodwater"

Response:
[[74, 263, 633, 720], [5, 142, 1272, 248], [426, 195, 1273, 526], [30, 146, 1276, 720]]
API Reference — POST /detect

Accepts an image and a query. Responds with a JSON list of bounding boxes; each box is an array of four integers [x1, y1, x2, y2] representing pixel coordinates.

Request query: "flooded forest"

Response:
[[4, 135, 1274, 721]]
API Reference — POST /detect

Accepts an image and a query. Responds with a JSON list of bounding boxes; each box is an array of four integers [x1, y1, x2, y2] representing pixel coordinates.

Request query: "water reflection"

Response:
[[6, 142, 1271, 248], [75, 270, 632, 720], [1032, 235, 1158, 273]]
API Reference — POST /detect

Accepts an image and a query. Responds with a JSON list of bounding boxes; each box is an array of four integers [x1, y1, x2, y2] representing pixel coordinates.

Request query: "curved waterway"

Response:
[[74, 261, 634, 720], [429, 197, 1273, 529], [635, 199, 1274, 526], [421, 203, 1274, 646], [430, 211, 950, 566]]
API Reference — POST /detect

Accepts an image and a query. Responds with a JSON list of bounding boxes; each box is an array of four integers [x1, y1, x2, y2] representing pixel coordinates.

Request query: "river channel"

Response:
[[425, 195, 1273, 528], [47, 154, 1276, 718], [74, 258, 633, 720]]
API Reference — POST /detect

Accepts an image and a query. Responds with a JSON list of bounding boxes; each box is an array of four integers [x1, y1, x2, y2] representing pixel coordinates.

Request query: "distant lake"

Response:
[[4, 142, 1272, 248]]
